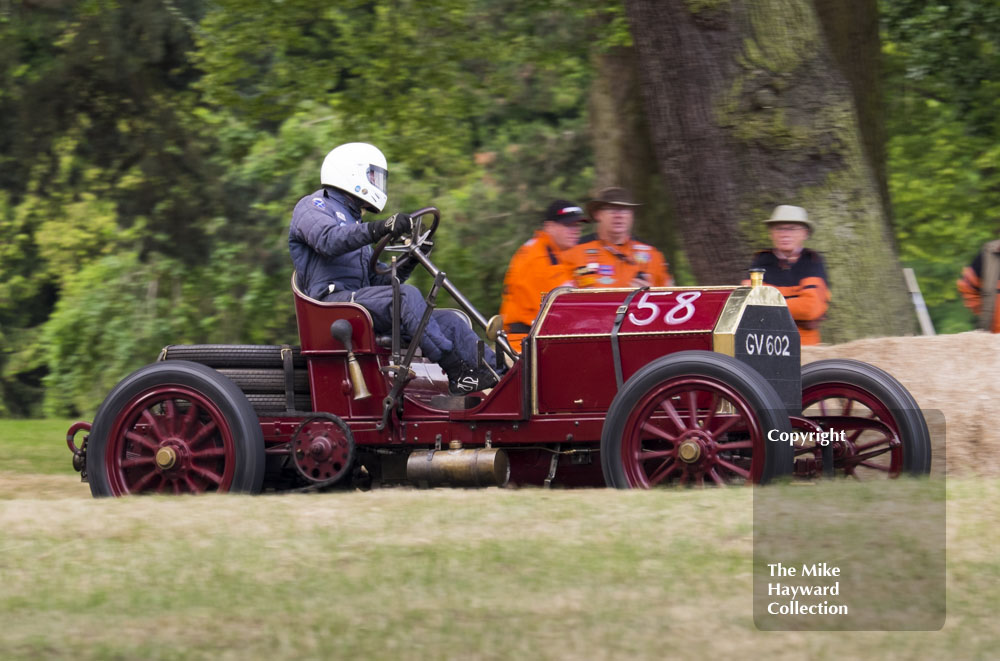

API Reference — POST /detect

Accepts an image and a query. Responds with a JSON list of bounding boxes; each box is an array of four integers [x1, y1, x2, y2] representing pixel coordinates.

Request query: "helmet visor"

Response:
[[367, 165, 387, 194]]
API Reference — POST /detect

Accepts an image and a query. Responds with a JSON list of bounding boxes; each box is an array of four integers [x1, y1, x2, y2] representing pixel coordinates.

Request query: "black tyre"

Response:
[[160, 344, 305, 368], [800, 359, 931, 478], [245, 393, 313, 413], [86, 361, 266, 497], [217, 368, 310, 393], [601, 351, 793, 488]]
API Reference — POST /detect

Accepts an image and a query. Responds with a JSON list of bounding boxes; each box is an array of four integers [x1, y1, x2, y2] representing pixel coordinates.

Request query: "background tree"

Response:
[[0, 0, 226, 415], [881, 0, 1000, 332], [588, 16, 691, 282], [624, 0, 915, 342]]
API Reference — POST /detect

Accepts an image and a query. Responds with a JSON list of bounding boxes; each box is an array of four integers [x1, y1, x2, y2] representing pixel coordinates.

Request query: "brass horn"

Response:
[[330, 319, 371, 400]]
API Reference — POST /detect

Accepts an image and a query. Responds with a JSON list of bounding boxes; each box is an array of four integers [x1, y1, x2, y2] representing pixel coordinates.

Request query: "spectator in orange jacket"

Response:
[[747, 205, 830, 345], [565, 187, 672, 289], [499, 200, 590, 352], [957, 239, 1000, 332]]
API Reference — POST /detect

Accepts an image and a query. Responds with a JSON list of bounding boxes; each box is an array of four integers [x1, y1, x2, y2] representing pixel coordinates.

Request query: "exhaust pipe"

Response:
[[407, 441, 510, 488]]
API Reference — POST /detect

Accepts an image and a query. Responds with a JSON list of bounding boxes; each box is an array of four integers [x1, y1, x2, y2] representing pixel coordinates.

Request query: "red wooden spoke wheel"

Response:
[[602, 351, 793, 488], [799, 359, 931, 479], [105, 387, 237, 494], [798, 383, 903, 479], [87, 361, 265, 497], [617, 377, 767, 486]]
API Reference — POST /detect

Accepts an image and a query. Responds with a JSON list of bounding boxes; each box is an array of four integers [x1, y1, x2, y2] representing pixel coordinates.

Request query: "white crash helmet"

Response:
[[320, 142, 388, 212]]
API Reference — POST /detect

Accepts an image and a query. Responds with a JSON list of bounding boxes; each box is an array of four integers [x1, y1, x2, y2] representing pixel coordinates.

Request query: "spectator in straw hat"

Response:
[[500, 200, 590, 352], [746, 205, 830, 345], [565, 186, 672, 289]]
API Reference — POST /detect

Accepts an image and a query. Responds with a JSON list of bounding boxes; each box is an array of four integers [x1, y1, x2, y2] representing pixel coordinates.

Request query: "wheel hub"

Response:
[[678, 439, 702, 463], [291, 417, 355, 485], [155, 446, 178, 470], [307, 436, 334, 461]]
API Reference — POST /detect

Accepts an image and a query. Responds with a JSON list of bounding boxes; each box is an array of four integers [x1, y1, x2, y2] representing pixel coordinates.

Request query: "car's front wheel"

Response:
[[601, 351, 793, 488]]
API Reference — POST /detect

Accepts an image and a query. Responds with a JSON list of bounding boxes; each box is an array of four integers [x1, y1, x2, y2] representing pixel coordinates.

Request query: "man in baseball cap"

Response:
[[566, 186, 673, 289], [500, 200, 589, 352], [747, 205, 830, 345]]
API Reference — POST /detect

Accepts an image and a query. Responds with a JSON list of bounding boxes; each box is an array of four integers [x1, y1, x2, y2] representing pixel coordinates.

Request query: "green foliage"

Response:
[[190, 0, 600, 324], [402, 118, 595, 311], [41, 247, 297, 416], [883, 0, 1000, 136], [882, 0, 1000, 332], [0, 0, 224, 415], [0, 0, 610, 415], [194, 0, 596, 175]]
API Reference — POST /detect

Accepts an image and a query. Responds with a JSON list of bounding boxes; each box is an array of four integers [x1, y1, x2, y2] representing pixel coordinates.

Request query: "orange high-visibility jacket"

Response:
[[748, 248, 830, 345], [499, 230, 576, 351], [957, 247, 1000, 332], [564, 235, 672, 289]]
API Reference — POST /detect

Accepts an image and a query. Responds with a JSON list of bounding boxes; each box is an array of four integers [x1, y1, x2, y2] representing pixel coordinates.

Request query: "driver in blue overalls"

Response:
[[289, 142, 499, 395]]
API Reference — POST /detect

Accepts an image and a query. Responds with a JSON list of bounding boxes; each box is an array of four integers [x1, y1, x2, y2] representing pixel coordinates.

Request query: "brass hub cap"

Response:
[[155, 446, 178, 470], [678, 440, 702, 464]]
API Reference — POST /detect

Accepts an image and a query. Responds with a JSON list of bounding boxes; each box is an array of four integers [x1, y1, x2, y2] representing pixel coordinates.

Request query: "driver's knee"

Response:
[[398, 284, 422, 310], [432, 309, 466, 340], [397, 283, 430, 321], [399, 283, 421, 299]]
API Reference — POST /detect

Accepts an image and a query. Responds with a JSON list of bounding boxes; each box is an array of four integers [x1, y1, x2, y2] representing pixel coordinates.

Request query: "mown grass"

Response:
[[0, 421, 998, 659]]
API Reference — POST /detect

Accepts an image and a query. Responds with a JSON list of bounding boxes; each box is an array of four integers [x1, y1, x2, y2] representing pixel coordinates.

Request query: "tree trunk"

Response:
[[623, 0, 915, 341], [813, 0, 892, 229], [589, 46, 689, 281]]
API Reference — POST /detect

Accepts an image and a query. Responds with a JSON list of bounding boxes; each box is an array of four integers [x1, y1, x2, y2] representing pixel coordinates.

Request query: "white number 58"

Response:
[[627, 291, 701, 327]]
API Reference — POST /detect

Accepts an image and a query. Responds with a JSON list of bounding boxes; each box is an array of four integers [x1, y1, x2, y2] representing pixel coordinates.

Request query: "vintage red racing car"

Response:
[[65, 208, 931, 495]]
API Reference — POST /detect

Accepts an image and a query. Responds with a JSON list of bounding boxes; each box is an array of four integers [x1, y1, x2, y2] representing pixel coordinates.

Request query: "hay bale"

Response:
[[802, 331, 1000, 476]]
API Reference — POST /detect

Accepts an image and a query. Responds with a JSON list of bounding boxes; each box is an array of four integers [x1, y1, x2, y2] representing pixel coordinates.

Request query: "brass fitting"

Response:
[[678, 440, 702, 463], [155, 446, 177, 470]]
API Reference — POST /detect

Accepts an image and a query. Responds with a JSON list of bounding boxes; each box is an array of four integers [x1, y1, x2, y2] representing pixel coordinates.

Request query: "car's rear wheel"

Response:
[[798, 359, 931, 479], [601, 351, 793, 488], [87, 361, 265, 497]]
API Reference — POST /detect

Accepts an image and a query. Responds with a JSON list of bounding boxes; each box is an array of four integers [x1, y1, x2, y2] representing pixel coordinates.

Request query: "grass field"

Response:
[[1, 420, 998, 660], [0, 418, 80, 475]]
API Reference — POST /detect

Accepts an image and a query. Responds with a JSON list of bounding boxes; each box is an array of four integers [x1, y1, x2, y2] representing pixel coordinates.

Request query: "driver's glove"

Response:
[[368, 212, 412, 241]]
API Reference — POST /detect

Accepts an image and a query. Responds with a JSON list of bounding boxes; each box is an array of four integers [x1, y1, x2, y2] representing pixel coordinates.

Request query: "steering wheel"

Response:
[[369, 207, 440, 276]]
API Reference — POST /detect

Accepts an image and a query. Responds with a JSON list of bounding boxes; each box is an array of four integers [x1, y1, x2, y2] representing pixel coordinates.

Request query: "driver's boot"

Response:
[[439, 353, 499, 395]]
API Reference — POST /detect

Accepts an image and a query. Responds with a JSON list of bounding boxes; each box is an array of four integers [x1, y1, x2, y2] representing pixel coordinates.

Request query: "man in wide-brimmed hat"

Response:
[[565, 186, 672, 289], [747, 205, 830, 345], [500, 199, 590, 352]]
